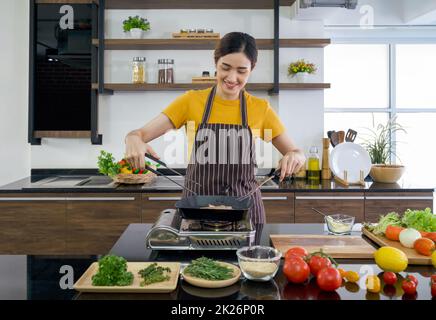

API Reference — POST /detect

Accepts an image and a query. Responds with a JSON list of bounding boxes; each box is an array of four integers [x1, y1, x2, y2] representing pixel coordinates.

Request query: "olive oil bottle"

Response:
[[307, 146, 320, 182]]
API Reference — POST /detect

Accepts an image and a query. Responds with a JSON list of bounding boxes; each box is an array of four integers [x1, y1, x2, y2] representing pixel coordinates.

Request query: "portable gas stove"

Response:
[[145, 209, 256, 250]]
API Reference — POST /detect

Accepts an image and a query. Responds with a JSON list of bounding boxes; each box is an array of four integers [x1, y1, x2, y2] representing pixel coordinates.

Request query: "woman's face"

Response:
[[216, 52, 252, 98]]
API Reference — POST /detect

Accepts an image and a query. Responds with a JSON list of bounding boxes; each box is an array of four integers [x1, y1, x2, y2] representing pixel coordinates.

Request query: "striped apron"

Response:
[[182, 86, 265, 225]]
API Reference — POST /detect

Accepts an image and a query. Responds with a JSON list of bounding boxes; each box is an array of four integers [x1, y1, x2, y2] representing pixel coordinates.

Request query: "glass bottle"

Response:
[[132, 57, 147, 84], [165, 59, 174, 84], [158, 59, 165, 84], [307, 146, 320, 182]]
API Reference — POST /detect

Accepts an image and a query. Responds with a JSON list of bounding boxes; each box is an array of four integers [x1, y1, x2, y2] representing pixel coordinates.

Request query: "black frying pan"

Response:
[[175, 195, 253, 222]]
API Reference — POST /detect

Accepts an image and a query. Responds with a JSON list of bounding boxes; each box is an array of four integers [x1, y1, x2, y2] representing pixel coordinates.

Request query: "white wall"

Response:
[[0, 0, 31, 185], [31, 6, 325, 168]]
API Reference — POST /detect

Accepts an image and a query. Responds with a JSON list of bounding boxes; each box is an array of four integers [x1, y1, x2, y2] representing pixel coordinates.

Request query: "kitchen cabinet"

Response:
[[262, 192, 294, 223], [295, 192, 365, 223], [364, 192, 434, 222], [66, 193, 141, 254], [141, 193, 182, 223], [0, 194, 66, 254]]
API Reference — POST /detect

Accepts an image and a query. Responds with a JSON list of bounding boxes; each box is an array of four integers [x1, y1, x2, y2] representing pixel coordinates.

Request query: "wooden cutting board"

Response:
[[362, 227, 432, 265], [270, 234, 375, 259], [74, 262, 180, 293]]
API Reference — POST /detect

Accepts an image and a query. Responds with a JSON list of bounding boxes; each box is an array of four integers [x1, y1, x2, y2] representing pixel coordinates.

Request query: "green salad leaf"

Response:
[[91, 255, 133, 286], [371, 212, 402, 235], [97, 150, 121, 177], [138, 263, 171, 286], [401, 208, 436, 232], [183, 257, 234, 281]]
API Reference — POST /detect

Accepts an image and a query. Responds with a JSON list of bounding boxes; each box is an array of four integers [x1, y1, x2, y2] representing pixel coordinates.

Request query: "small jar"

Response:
[[202, 71, 210, 77], [132, 57, 147, 84], [165, 59, 174, 84], [180, 28, 188, 33], [196, 28, 205, 33], [206, 28, 214, 33], [158, 59, 166, 84], [188, 28, 196, 33]]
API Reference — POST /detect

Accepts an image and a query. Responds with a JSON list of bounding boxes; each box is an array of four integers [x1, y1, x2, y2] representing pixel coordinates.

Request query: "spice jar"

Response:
[[132, 57, 147, 84], [158, 59, 166, 84], [165, 59, 174, 84]]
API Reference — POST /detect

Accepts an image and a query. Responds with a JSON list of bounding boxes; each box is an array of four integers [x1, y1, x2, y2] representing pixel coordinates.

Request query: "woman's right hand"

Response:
[[125, 134, 159, 170]]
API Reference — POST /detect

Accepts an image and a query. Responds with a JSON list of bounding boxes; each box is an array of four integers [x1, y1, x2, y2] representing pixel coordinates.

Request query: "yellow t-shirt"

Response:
[[162, 87, 285, 148]]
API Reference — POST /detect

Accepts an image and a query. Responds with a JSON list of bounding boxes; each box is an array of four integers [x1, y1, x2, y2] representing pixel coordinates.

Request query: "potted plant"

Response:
[[361, 115, 406, 183], [123, 15, 150, 39], [287, 59, 316, 83]]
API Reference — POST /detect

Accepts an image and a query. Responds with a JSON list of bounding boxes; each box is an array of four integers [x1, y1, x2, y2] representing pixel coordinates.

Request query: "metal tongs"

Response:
[[236, 169, 281, 201]]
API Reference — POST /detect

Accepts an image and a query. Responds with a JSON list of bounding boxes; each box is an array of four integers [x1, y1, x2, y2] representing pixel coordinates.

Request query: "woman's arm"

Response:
[[272, 133, 306, 181], [125, 113, 175, 169]]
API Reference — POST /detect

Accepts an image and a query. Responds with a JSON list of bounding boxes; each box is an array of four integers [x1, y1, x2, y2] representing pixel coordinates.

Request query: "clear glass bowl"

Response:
[[325, 214, 355, 235], [236, 246, 282, 282]]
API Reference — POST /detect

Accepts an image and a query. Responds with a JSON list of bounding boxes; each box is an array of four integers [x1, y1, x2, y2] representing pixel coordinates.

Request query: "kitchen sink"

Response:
[[25, 175, 115, 189]]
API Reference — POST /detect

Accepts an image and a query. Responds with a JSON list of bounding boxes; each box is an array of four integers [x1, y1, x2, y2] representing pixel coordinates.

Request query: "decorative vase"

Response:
[[295, 72, 309, 83], [369, 164, 405, 183], [129, 28, 143, 39]]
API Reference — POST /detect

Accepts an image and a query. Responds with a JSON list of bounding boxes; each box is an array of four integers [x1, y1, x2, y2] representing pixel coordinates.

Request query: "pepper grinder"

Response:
[[321, 138, 332, 180]]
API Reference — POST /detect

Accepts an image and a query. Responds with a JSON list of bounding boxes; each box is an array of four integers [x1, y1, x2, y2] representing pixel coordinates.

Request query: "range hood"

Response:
[[300, 0, 358, 9]]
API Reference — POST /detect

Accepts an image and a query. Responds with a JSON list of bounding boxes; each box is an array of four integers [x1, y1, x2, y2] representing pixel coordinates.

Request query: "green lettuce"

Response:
[[371, 212, 403, 235], [401, 208, 436, 232]]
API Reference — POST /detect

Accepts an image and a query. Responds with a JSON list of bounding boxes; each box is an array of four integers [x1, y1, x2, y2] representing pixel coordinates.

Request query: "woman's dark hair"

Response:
[[214, 32, 258, 70]]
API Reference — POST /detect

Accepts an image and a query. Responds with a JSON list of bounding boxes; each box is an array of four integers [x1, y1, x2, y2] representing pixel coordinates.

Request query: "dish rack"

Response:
[[333, 170, 365, 187]]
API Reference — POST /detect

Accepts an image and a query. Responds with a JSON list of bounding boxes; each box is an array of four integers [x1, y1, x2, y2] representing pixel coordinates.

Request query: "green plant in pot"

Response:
[[361, 115, 406, 183], [123, 15, 150, 39], [287, 59, 316, 83]]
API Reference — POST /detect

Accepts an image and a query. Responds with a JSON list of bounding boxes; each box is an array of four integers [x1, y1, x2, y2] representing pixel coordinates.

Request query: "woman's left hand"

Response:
[[278, 151, 306, 181]]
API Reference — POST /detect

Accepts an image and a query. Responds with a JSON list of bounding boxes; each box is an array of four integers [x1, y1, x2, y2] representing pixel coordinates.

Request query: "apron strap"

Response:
[[200, 86, 248, 127]]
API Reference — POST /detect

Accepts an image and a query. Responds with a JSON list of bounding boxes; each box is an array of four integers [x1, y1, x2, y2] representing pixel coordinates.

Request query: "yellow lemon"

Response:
[[432, 251, 436, 268], [374, 247, 408, 273]]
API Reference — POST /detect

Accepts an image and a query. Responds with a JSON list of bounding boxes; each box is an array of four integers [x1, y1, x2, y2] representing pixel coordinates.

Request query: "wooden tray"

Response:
[[362, 227, 432, 265], [74, 262, 181, 293], [182, 262, 240, 288], [172, 32, 220, 39], [270, 234, 375, 259], [192, 76, 217, 83]]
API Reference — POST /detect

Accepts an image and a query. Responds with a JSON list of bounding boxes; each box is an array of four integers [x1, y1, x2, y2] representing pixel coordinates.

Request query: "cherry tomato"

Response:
[[402, 279, 417, 295], [383, 284, 396, 298], [337, 268, 346, 278], [414, 238, 435, 256], [316, 267, 342, 292], [308, 255, 332, 277], [285, 246, 309, 260], [406, 274, 418, 286], [283, 256, 310, 284], [383, 272, 398, 286]]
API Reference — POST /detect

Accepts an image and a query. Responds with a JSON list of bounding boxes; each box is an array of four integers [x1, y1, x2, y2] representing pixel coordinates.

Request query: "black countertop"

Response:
[[1, 169, 434, 193], [3, 223, 433, 300]]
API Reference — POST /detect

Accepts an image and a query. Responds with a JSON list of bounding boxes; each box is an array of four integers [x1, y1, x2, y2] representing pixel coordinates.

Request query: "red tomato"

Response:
[[414, 238, 435, 256], [385, 225, 404, 241], [285, 247, 309, 260], [316, 267, 342, 292], [402, 279, 417, 295], [406, 274, 418, 286], [424, 232, 436, 243], [431, 282, 436, 298], [283, 256, 310, 284], [308, 255, 332, 277], [383, 272, 398, 285], [431, 274, 436, 284]]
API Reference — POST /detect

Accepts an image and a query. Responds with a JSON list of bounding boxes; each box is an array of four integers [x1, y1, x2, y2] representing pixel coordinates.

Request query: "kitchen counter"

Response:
[[1, 170, 434, 193], [2, 223, 433, 300]]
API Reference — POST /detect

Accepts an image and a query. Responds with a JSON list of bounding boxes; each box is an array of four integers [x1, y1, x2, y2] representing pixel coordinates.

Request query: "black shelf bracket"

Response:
[[268, 0, 280, 96], [28, 0, 41, 145]]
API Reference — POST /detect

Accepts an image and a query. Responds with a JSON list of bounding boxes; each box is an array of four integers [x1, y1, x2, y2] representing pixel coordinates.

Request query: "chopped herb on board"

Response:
[[183, 257, 234, 280], [91, 255, 133, 286], [138, 263, 171, 286]]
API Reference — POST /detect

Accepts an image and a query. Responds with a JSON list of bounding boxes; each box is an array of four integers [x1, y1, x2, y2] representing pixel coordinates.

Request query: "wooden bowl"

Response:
[[369, 164, 405, 183], [182, 262, 241, 288], [112, 171, 156, 185]]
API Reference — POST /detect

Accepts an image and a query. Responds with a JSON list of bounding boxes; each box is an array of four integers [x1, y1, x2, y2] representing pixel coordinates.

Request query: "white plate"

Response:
[[329, 142, 371, 183]]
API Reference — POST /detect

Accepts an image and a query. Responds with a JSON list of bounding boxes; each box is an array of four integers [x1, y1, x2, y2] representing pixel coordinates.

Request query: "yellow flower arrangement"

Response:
[[288, 59, 317, 77]]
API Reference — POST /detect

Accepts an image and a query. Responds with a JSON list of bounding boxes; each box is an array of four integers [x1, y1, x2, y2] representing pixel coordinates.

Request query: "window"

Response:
[[324, 43, 436, 186]]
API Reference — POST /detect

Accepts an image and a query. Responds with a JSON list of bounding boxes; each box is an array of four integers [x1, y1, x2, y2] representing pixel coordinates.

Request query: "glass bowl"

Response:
[[325, 214, 355, 235], [236, 246, 282, 282]]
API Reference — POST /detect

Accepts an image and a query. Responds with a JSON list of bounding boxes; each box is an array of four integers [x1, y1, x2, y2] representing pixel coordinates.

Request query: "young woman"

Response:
[[125, 32, 305, 225]]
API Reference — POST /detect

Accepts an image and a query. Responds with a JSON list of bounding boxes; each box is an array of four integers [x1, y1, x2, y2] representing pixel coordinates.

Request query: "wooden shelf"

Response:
[[92, 38, 330, 50], [105, 0, 296, 9], [92, 83, 330, 92], [34, 131, 92, 138]]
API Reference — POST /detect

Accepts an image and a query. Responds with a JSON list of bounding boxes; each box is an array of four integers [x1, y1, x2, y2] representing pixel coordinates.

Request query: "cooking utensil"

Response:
[[145, 165, 198, 195], [327, 130, 336, 147], [337, 131, 345, 144], [311, 207, 327, 218], [329, 142, 371, 184], [145, 153, 201, 187], [236, 169, 280, 201], [175, 195, 252, 221], [330, 131, 340, 147], [345, 129, 357, 142]]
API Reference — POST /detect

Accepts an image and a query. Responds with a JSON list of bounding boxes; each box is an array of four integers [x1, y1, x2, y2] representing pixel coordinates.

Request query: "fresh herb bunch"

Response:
[[138, 263, 171, 286], [123, 15, 150, 32], [91, 255, 133, 286], [288, 59, 317, 76], [183, 257, 234, 281], [361, 115, 406, 164], [97, 150, 121, 177]]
